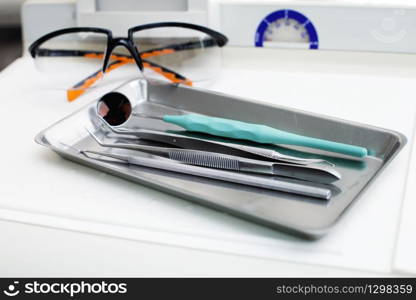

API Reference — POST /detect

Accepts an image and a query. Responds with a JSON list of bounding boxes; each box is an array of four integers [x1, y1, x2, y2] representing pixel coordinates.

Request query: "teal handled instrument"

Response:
[[144, 113, 368, 158], [98, 91, 366, 158]]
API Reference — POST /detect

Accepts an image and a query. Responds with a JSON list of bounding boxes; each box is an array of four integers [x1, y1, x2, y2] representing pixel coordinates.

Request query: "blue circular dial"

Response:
[[255, 9, 319, 49]]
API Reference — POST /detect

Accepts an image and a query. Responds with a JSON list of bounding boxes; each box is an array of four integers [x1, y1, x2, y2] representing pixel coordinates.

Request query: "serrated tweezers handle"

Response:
[[128, 154, 331, 200], [168, 151, 241, 171]]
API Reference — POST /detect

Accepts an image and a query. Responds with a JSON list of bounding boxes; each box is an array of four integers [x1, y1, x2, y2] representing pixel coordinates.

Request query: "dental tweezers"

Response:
[[98, 118, 331, 166], [79, 149, 332, 200], [87, 128, 341, 184]]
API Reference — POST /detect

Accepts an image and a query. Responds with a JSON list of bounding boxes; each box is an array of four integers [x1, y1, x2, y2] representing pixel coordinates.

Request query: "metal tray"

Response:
[[35, 79, 406, 239]]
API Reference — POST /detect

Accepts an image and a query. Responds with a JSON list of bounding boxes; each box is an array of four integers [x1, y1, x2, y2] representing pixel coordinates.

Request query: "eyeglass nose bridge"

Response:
[[102, 37, 144, 73]]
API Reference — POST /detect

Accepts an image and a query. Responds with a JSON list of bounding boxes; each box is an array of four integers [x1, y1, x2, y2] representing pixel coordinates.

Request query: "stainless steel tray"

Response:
[[35, 79, 406, 239]]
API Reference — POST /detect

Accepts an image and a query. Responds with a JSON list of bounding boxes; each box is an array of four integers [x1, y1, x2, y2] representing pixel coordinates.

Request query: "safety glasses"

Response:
[[29, 22, 228, 101]]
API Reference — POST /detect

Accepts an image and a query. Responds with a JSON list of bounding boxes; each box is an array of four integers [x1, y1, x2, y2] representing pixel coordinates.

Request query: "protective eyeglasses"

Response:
[[29, 22, 228, 101]]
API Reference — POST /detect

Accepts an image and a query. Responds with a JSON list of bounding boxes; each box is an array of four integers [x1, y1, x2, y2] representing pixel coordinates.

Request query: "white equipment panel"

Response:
[[220, 0, 416, 53], [22, 0, 416, 53]]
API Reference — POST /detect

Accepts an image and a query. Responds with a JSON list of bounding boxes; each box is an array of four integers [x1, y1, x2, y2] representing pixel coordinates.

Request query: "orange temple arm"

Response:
[[67, 50, 192, 101]]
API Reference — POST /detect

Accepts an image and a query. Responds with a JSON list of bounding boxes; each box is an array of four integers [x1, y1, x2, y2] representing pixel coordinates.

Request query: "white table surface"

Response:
[[394, 122, 416, 274], [1, 47, 416, 276]]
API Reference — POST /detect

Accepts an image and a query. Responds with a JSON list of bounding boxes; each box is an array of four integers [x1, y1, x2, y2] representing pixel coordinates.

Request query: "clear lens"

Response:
[[132, 27, 221, 86], [33, 31, 108, 94]]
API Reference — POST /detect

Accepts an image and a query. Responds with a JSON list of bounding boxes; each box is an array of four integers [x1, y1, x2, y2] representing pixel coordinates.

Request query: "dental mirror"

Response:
[[97, 92, 132, 126]]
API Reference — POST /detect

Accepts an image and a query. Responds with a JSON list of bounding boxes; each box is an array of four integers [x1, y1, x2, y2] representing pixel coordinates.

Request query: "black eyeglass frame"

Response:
[[29, 22, 228, 74]]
